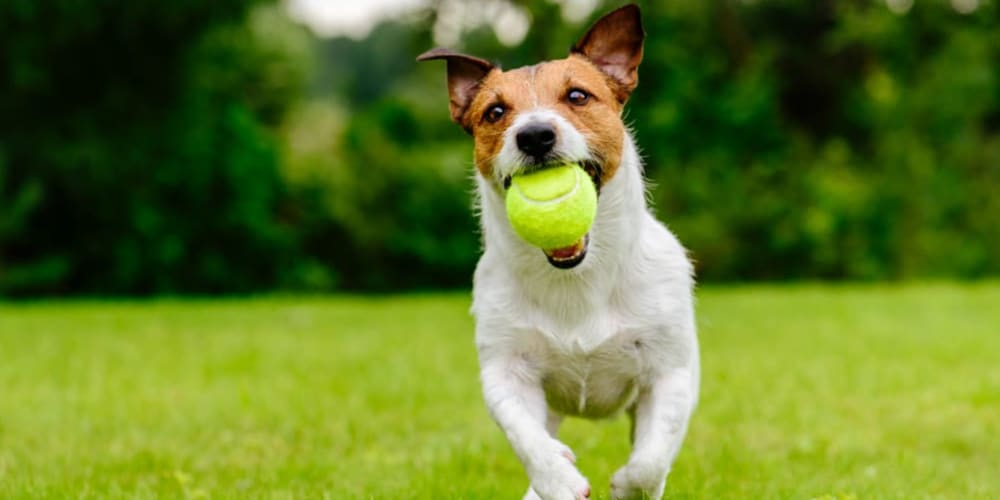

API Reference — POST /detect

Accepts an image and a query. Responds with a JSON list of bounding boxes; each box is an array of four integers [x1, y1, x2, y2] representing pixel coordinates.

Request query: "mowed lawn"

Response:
[[1, 284, 998, 499]]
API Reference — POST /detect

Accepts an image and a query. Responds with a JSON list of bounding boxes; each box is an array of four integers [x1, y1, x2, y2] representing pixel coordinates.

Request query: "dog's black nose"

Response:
[[516, 124, 556, 158]]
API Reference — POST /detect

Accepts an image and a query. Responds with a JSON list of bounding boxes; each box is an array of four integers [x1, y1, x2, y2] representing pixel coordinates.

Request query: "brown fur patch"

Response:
[[465, 55, 626, 185]]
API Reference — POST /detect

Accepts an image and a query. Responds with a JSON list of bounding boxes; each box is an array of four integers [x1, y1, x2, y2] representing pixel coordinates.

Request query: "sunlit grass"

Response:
[[1, 283, 997, 498]]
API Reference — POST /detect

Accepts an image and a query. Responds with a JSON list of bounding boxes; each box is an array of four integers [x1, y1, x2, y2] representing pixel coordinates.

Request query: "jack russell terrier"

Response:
[[418, 4, 699, 499]]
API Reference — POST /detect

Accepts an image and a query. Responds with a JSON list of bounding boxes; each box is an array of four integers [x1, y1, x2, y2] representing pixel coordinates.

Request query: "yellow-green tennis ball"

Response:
[[505, 163, 597, 250]]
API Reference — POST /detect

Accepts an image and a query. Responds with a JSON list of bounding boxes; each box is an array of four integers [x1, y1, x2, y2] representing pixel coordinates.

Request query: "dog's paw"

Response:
[[549, 438, 577, 464], [529, 475, 591, 500], [526, 440, 590, 500], [525, 485, 589, 500], [610, 460, 668, 500]]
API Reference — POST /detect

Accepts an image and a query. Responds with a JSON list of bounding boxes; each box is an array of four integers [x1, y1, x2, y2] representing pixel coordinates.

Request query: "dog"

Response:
[[418, 4, 699, 499]]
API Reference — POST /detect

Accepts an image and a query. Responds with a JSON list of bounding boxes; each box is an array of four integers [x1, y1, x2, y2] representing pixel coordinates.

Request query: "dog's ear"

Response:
[[571, 4, 645, 103], [417, 48, 496, 133]]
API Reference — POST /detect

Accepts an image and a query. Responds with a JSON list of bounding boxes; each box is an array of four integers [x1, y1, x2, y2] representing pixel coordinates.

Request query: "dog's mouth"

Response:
[[501, 158, 601, 270], [544, 236, 588, 269], [502, 159, 603, 193]]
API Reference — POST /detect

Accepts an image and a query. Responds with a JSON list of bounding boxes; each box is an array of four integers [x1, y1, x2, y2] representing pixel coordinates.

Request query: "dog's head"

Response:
[[418, 4, 644, 268]]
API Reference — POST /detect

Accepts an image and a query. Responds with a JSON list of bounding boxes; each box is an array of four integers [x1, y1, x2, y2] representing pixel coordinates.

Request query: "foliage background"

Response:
[[1, 0, 997, 296]]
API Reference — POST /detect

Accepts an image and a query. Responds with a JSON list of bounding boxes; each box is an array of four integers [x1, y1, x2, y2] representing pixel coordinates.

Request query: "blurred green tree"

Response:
[[0, 1, 308, 294], [1, 0, 996, 295]]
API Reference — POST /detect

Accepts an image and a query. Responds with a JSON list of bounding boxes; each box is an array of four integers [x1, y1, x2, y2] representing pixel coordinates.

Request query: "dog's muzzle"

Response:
[[544, 236, 588, 269], [502, 159, 602, 270]]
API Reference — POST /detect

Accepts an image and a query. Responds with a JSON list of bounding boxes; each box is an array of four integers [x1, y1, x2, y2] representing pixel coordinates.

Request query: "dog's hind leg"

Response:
[[546, 409, 564, 439], [626, 403, 637, 445], [610, 365, 698, 500]]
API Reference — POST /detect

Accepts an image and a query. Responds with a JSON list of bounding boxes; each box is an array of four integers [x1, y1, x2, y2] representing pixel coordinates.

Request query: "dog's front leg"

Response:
[[480, 351, 590, 500], [610, 366, 697, 500]]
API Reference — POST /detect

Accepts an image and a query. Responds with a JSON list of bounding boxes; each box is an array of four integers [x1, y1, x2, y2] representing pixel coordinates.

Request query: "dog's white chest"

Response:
[[535, 328, 646, 418]]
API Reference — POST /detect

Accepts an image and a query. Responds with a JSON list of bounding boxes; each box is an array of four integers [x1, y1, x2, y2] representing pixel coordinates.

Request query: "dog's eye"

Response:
[[484, 105, 506, 123], [567, 89, 590, 106]]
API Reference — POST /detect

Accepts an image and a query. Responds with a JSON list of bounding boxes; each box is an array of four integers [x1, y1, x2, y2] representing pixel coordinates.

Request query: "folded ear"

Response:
[[417, 48, 496, 132], [570, 4, 645, 103]]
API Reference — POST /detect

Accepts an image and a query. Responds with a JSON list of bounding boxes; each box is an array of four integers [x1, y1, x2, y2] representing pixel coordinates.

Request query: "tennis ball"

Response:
[[505, 163, 597, 250]]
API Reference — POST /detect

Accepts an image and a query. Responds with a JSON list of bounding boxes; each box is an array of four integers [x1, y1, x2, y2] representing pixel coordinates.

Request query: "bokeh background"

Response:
[[2, 0, 997, 297]]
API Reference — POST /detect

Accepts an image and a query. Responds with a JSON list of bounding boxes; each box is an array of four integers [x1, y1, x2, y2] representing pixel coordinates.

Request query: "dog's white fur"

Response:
[[472, 108, 700, 499]]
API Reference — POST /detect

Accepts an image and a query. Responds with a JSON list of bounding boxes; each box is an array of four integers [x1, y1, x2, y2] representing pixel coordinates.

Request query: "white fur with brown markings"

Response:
[[420, 5, 699, 500]]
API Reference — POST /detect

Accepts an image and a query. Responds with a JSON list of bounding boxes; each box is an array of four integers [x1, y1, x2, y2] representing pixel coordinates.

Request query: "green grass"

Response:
[[1, 283, 998, 499]]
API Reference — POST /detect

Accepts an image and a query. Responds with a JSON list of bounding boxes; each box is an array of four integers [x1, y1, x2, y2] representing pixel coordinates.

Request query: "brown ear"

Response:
[[417, 48, 496, 133], [571, 4, 645, 103]]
